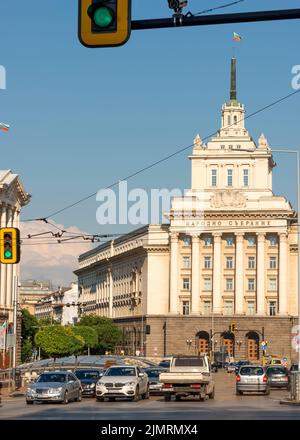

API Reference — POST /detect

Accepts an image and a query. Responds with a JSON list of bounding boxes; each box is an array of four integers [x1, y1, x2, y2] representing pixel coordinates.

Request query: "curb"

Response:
[[280, 399, 300, 406]]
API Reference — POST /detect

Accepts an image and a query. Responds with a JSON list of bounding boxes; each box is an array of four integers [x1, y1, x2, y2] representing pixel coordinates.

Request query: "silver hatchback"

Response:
[[236, 365, 270, 395]]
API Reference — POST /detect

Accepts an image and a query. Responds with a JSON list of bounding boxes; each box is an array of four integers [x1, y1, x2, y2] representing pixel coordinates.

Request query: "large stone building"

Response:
[[75, 59, 299, 362], [0, 170, 31, 367], [19, 279, 53, 315]]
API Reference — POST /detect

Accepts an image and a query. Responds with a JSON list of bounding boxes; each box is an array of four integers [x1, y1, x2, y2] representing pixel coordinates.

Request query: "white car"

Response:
[[96, 365, 149, 401]]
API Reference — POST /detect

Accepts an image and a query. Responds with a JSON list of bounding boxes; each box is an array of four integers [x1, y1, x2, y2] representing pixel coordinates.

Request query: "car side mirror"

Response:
[[138, 373, 144, 377]]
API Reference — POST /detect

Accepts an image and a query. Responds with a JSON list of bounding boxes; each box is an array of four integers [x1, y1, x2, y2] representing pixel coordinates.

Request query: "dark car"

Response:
[[266, 366, 290, 389], [143, 367, 166, 394], [74, 369, 104, 397], [290, 363, 299, 373], [158, 360, 170, 369], [235, 360, 251, 374]]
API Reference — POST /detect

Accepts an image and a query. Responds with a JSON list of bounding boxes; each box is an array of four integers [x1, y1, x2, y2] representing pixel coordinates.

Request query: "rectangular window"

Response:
[[204, 278, 212, 291], [269, 235, 278, 246], [269, 278, 277, 291], [248, 278, 255, 291], [269, 301, 277, 316], [203, 301, 212, 315], [224, 301, 234, 315], [204, 256, 212, 269], [183, 278, 190, 290], [226, 236, 234, 246], [247, 301, 255, 316], [226, 278, 234, 291], [227, 169, 233, 187], [248, 256, 255, 269], [269, 256, 277, 269], [182, 256, 191, 269], [203, 236, 212, 246], [247, 236, 256, 247], [243, 169, 249, 186], [226, 256, 234, 269], [211, 169, 217, 187], [182, 301, 190, 316], [183, 236, 191, 246]]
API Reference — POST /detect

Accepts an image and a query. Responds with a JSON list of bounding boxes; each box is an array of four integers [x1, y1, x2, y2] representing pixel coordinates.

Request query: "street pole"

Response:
[[12, 275, 18, 390]]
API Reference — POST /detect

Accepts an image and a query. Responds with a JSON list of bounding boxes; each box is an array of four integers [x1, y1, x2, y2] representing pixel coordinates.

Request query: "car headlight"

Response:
[[49, 387, 62, 394], [90, 383, 96, 388], [125, 382, 136, 387], [27, 388, 35, 395]]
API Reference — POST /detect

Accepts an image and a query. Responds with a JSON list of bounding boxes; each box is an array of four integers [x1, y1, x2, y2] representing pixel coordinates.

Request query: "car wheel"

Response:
[[236, 390, 243, 396], [175, 395, 181, 401], [164, 394, 171, 401], [96, 396, 104, 402], [142, 387, 150, 400], [63, 391, 69, 404], [108, 397, 116, 402], [26, 400, 34, 405], [75, 390, 82, 402], [264, 388, 270, 396], [133, 387, 140, 402], [209, 388, 215, 399]]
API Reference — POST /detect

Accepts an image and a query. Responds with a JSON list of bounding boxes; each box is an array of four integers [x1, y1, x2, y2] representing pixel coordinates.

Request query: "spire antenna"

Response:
[[230, 57, 237, 101]]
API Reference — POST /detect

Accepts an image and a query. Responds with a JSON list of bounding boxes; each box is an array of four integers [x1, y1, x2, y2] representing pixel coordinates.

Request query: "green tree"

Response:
[[35, 326, 84, 361], [73, 326, 98, 355], [21, 309, 39, 362], [77, 315, 122, 354]]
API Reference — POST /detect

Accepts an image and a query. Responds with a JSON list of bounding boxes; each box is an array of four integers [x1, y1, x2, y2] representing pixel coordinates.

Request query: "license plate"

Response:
[[246, 378, 258, 383], [37, 394, 47, 398], [108, 390, 116, 393]]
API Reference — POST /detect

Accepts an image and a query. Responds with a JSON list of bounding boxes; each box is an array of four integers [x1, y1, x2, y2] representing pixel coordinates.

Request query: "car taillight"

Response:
[[190, 384, 201, 388], [236, 375, 241, 382], [163, 383, 173, 388], [263, 375, 268, 383]]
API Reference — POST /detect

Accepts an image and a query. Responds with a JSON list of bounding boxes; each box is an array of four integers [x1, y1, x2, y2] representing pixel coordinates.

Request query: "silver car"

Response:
[[26, 371, 82, 404], [236, 365, 270, 395], [96, 365, 149, 401]]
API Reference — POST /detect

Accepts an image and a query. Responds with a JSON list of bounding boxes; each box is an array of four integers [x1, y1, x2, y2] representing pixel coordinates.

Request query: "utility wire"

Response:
[[22, 87, 300, 223], [190, 0, 246, 16]]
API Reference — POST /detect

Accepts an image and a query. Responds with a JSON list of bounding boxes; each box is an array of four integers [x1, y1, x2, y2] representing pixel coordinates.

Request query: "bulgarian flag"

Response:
[[233, 32, 242, 42], [0, 321, 7, 335], [0, 122, 10, 132]]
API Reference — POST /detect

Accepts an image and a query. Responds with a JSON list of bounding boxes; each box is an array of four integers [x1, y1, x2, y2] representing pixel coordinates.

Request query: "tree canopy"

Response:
[[77, 315, 122, 353], [35, 326, 84, 359]]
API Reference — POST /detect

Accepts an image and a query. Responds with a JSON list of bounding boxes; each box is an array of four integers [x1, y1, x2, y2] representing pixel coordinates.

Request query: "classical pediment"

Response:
[[0, 170, 31, 208]]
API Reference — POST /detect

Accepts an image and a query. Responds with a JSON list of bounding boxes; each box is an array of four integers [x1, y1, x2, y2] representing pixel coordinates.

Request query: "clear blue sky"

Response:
[[0, 0, 299, 235]]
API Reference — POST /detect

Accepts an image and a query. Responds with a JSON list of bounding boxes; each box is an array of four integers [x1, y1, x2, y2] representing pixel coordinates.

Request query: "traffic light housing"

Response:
[[0, 228, 20, 264], [78, 0, 131, 48], [229, 323, 236, 334]]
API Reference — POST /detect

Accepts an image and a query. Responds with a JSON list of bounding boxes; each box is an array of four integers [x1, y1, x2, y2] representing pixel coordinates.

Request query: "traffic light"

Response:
[[78, 0, 132, 48], [0, 228, 20, 264], [229, 323, 236, 334]]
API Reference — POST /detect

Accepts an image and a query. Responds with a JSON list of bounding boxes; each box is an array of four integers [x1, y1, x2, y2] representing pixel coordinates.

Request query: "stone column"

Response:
[[191, 235, 200, 314], [169, 233, 179, 314], [235, 233, 244, 314], [279, 233, 288, 315], [213, 233, 222, 313], [256, 233, 265, 315], [108, 267, 113, 318]]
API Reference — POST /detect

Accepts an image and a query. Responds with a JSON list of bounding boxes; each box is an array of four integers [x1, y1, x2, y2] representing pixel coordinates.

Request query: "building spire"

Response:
[[230, 57, 237, 101]]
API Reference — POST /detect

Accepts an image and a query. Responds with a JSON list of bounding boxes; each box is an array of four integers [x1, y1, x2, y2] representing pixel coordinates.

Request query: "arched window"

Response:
[[227, 115, 231, 126], [196, 331, 210, 355], [234, 115, 238, 125]]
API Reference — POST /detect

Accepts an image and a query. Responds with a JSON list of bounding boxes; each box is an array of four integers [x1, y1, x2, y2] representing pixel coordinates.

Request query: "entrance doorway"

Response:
[[246, 331, 259, 360]]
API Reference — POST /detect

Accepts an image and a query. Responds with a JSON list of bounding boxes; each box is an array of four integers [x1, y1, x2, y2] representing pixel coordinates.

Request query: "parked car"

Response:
[[266, 366, 290, 389], [227, 362, 237, 373], [25, 371, 82, 404], [235, 360, 251, 374], [158, 360, 171, 369], [290, 363, 298, 372], [143, 367, 166, 394], [236, 365, 270, 395], [74, 369, 104, 397], [96, 365, 149, 402]]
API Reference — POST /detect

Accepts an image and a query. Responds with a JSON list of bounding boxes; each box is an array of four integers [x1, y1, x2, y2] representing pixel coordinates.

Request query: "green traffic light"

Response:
[[93, 7, 114, 28], [4, 249, 12, 259]]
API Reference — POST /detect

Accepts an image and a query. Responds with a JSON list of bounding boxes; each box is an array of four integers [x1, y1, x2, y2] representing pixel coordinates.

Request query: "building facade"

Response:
[[75, 59, 299, 362], [0, 170, 30, 367], [20, 279, 53, 315]]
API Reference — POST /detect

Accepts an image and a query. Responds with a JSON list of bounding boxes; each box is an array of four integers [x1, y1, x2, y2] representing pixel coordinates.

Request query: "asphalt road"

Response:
[[0, 372, 299, 420]]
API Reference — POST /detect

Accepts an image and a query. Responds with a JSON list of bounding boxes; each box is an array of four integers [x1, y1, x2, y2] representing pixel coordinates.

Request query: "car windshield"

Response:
[[145, 370, 160, 378], [174, 358, 204, 367], [37, 373, 67, 383], [267, 367, 287, 375], [240, 367, 264, 376], [75, 371, 100, 380], [105, 367, 136, 377]]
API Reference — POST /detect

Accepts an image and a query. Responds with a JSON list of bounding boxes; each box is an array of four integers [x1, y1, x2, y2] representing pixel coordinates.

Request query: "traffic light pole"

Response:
[[131, 8, 300, 31]]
